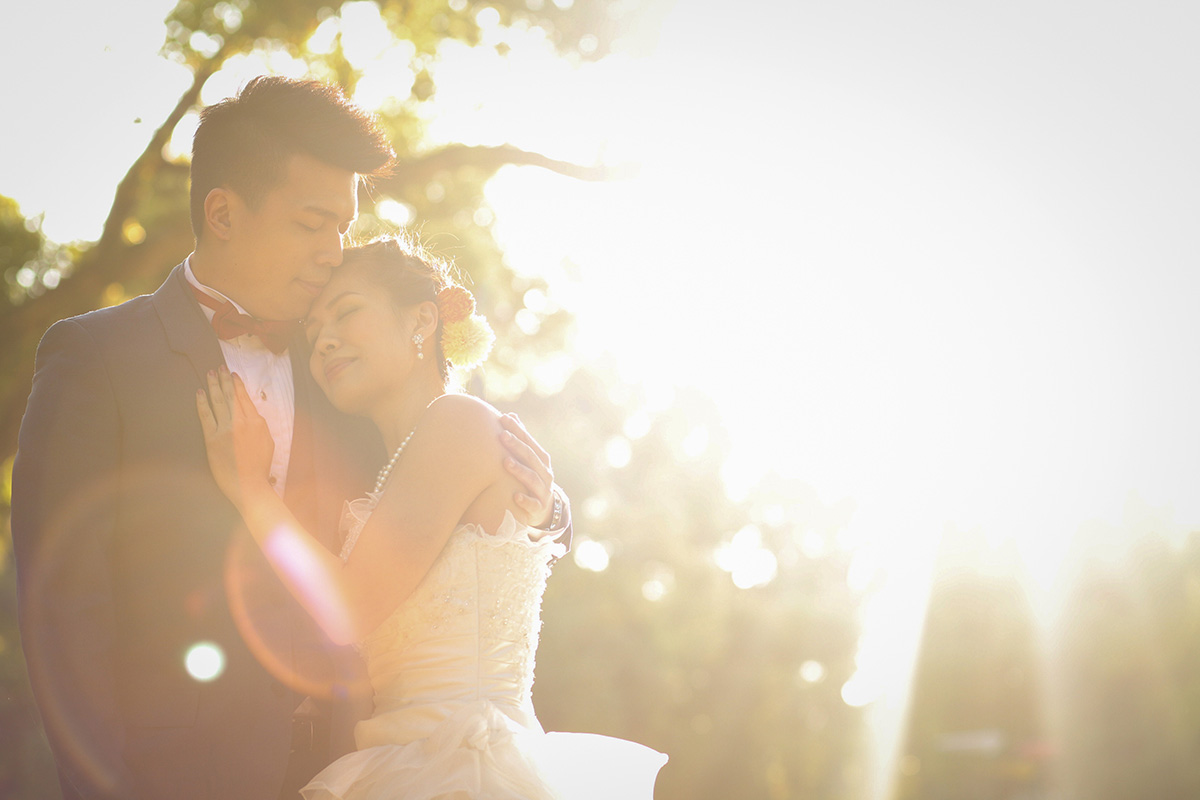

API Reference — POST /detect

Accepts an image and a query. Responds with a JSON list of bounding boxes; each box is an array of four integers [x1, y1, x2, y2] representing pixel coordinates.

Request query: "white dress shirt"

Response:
[[185, 257, 295, 497]]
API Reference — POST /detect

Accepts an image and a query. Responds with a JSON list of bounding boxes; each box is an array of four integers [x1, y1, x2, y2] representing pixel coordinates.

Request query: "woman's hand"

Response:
[[196, 366, 275, 511]]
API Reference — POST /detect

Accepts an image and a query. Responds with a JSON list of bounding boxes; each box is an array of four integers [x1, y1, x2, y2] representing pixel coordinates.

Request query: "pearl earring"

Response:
[[413, 332, 425, 360]]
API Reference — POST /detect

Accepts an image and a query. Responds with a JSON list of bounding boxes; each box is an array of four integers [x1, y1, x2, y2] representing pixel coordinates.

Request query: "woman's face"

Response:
[[305, 265, 415, 415]]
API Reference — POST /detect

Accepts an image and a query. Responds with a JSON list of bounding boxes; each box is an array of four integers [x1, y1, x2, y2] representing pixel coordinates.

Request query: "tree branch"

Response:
[[95, 55, 220, 257], [370, 143, 634, 198]]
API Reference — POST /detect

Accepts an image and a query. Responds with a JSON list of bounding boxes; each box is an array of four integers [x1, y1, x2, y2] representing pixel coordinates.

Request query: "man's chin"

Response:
[[269, 302, 312, 322]]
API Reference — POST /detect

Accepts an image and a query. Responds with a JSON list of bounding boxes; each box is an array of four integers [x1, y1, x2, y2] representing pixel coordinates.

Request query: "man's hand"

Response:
[[499, 413, 556, 528]]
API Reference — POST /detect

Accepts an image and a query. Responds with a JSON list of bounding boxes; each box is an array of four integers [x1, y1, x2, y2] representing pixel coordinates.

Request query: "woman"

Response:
[[197, 235, 666, 799]]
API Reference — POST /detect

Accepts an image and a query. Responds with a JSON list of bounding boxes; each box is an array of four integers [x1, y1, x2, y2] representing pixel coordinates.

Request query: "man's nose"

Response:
[[316, 230, 344, 268]]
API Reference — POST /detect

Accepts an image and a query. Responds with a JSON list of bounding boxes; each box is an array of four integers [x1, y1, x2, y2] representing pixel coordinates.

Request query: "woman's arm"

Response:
[[197, 368, 514, 645]]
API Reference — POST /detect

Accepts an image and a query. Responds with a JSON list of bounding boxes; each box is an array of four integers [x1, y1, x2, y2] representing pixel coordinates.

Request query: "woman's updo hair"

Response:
[[340, 234, 456, 381]]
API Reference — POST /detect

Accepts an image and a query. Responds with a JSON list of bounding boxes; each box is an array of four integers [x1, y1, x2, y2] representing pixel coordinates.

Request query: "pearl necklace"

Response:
[[373, 429, 415, 493]]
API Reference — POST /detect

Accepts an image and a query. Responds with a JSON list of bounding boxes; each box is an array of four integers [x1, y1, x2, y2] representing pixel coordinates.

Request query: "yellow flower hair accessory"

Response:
[[437, 285, 494, 370]]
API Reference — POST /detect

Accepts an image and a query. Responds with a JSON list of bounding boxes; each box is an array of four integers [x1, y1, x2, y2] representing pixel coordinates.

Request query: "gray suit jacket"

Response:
[[11, 264, 381, 800]]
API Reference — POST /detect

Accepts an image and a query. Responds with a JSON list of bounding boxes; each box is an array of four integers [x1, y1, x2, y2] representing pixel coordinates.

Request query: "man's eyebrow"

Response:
[[301, 205, 341, 219]]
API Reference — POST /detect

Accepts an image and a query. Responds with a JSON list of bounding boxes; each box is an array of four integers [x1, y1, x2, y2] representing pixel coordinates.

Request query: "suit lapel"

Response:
[[151, 266, 378, 553], [152, 263, 226, 383]]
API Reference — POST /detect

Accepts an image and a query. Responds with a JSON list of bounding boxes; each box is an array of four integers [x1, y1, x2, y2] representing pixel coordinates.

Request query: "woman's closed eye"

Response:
[[306, 306, 358, 345]]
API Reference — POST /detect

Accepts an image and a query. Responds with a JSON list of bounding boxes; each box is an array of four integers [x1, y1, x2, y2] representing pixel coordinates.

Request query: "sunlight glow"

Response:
[[338, 1, 394, 65], [376, 199, 416, 227], [641, 579, 666, 601], [640, 563, 675, 602], [307, 16, 339, 54], [680, 426, 709, 459], [8, 4, 1200, 796], [184, 642, 225, 682], [714, 525, 778, 590], [189, 31, 222, 59], [475, 6, 501, 28], [581, 495, 610, 521], [603, 436, 632, 469], [622, 411, 652, 440], [799, 660, 826, 684], [573, 539, 611, 572], [840, 676, 877, 708], [263, 524, 354, 646]]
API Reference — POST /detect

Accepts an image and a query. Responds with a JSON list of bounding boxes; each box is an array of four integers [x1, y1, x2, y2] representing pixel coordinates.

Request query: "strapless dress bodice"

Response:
[[352, 508, 563, 749], [302, 495, 666, 800]]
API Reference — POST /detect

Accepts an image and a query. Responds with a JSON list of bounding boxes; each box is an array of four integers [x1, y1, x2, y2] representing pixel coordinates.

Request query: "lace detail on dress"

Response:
[[338, 491, 382, 562], [357, 531, 475, 660], [304, 495, 667, 800], [474, 524, 556, 696], [336, 492, 566, 662]]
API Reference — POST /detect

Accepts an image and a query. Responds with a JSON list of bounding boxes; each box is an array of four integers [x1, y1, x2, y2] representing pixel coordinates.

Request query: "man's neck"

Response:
[[190, 243, 250, 301]]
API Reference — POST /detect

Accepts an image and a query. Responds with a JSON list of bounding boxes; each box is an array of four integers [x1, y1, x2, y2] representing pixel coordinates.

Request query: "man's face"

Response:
[[224, 152, 359, 321]]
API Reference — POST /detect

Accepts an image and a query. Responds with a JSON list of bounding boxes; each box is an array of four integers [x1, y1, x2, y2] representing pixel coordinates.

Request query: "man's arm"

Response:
[[10, 319, 137, 799]]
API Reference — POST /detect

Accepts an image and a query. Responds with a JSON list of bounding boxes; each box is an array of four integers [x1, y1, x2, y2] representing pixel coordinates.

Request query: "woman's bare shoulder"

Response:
[[414, 394, 505, 462]]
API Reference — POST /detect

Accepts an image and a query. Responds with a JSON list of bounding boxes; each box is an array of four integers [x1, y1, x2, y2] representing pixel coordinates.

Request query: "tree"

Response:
[[1, 3, 873, 798], [0, 2, 660, 796], [0, 0, 662, 463]]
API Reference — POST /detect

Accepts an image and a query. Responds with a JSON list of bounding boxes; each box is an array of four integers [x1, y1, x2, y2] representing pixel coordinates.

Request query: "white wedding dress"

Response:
[[301, 494, 667, 800]]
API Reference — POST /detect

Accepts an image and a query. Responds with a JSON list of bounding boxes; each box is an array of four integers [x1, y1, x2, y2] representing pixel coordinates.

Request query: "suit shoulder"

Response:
[[65, 292, 158, 332], [39, 292, 160, 351]]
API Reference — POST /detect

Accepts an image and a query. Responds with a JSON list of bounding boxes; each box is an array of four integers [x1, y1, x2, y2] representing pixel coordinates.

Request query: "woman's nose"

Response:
[[312, 330, 336, 354]]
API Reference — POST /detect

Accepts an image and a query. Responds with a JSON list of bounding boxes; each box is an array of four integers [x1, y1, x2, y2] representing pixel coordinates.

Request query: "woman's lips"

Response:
[[324, 357, 353, 382]]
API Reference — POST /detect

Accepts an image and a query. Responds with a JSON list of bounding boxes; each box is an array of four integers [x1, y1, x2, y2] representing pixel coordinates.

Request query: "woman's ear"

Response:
[[204, 188, 235, 241], [413, 300, 440, 341]]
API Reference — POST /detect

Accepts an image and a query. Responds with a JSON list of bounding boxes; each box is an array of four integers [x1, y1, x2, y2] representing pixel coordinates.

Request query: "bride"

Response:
[[196, 235, 666, 799]]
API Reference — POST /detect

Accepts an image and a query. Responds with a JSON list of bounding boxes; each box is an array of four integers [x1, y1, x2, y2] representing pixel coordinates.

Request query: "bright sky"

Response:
[[8, 0, 1199, 532], [5, 2, 1200, 780]]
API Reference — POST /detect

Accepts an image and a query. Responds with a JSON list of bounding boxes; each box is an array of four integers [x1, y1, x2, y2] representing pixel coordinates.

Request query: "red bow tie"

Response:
[[191, 285, 298, 354]]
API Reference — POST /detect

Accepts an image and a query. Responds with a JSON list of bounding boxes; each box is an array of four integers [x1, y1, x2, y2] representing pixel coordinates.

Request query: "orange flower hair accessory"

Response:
[[437, 284, 494, 370], [437, 285, 475, 324]]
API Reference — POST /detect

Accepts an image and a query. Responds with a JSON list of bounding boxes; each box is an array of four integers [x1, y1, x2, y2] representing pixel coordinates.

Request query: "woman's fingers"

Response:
[[218, 365, 238, 409], [231, 372, 257, 419], [205, 370, 231, 424], [196, 389, 216, 437], [201, 367, 250, 433]]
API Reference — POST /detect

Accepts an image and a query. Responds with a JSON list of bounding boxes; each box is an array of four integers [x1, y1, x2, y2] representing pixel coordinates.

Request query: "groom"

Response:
[[11, 77, 567, 800]]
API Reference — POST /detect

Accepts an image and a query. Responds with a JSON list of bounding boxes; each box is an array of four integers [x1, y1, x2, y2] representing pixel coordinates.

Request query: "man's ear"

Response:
[[203, 188, 235, 242]]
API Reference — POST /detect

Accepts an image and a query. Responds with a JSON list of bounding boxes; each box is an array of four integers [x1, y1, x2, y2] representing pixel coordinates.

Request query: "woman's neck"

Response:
[[371, 368, 446, 453]]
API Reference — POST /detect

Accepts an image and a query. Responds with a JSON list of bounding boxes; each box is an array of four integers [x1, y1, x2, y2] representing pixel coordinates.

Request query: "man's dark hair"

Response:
[[190, 76, 394, 238]]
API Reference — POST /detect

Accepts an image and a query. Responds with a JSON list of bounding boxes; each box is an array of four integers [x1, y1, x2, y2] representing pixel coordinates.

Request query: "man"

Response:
[[11, 77, 566, 800]]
